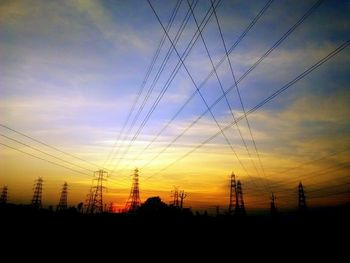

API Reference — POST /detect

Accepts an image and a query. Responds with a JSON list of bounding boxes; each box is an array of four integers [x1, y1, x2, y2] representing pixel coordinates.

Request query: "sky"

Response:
[[0, 0, 349, 213]]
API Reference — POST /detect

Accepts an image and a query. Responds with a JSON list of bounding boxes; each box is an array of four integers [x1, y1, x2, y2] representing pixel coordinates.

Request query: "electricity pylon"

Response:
[[56, 182, 68, 211], [124, 168, 141, 212], [31, 177, 43, 208]]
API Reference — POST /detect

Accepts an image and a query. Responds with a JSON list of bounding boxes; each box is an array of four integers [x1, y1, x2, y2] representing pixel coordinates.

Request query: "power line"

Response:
[[140, 0, 328, 174], [129, 0, 319, 173], [110, 0, 202, 172], [211, 0, 273, 190], [238, 0, 324, 83], [0, 123, 100, 170], [0, 142, 92, 177], [112, 0, 220, 174], [275, 147, 350, 176], [187, 0, 270, 190], [103, 0, 184, 168], [187, 0, 258, 175], [126, 0, 274, 171], [308, 190, 350, 199], [1, 133, 94, 173], [237, 177, 350, 206], [270, 163, 350, 189], [307, 182, 350, 195], [145, 39, 350, 180], [147, 0, 269, 192]]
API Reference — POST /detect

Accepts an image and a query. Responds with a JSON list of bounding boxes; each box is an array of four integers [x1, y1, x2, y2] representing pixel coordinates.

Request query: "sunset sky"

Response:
[[1, 0, 349, 212]]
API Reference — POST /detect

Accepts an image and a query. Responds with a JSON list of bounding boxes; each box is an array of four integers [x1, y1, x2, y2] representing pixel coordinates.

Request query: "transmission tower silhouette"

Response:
[[228, 172, 238, 214], [124, 168, 141, 213], [171, 186, 179, 207], [236, 180, 246, 215], [84, 187, 93, 213], [86, 170, 107, 214], [270, 192, 277, 216], [228, 173, 245, 215], [107, 202, 115, 213], [56, 182, 68, 211], [298, 181, 307, 212], [31, 177, 43, 208], [0, 185, 8, 204], [179, 190, 187, 210], [170, 187, 187, 209]]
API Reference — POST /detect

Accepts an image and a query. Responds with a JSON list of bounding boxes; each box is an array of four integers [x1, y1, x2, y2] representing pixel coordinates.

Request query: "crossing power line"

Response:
[[145, 39, 350, 180], [148, 0, 268, 192], [0, 124, 100, 170], [122, 0, 274, 173], [104, 0, 184, 168], [128, 0, 322, 179], [0, 142, 92, 177], [112, 0, 222, 174]]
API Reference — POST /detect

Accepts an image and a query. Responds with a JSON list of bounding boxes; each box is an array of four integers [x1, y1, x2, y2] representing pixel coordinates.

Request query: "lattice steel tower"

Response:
[[31, 177, 43, 208], [0, 185, 8, 204], [228, 172, 238, 214], [228, 173, 245, 215], [236, 180, 246, 215], [56, 182, 68, 211], [179, 190, 187, 209], [124, 168, 141, 212], [86, 170, 107, 214], [171, 186, 179, 207]]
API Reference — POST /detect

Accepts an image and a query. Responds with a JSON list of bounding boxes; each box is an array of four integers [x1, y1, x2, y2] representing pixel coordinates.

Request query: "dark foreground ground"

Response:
[[1, 204, 349, 258]]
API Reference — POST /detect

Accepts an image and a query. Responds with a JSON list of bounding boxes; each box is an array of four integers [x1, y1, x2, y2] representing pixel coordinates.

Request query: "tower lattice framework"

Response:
[[124, 168, 141, 212], [31, 177, 43, 208]]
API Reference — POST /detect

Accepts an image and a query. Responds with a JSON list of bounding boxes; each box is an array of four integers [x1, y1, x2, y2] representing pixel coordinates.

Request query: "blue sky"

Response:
[[0, 0, 349, 210]]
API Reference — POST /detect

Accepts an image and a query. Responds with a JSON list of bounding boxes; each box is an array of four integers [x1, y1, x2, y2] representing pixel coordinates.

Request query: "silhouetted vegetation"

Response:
[[137, 196, 193, 219], [1, 201, 349, 254]]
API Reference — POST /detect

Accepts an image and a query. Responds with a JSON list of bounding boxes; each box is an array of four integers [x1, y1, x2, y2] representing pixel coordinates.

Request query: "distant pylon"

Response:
[[84, 187, 94, 213], [171, 186, 179, 207], [179, 190, 187, 209], [228, 172, 238, 214], [298, 181, 307, 212], [270, 192, 277, 216], [56, 182, 68, 211], [236, 180, 246, 215], [86, 170, 107, 214], [0, 185, 8, 204], [124, 168, 141, 212], [108, 202, 115, 213], [31, 177, 43, 208]]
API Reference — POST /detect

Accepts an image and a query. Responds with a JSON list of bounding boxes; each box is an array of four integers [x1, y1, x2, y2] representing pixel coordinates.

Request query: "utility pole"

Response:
[[179, 190, 187, 209], [56, 182, 68, 211], [124, 168, 141, 213], [298, 181, 307, 212], [171, 186, 179, 207], [0, 185, 8, 204], [31, 177, 43, 208]]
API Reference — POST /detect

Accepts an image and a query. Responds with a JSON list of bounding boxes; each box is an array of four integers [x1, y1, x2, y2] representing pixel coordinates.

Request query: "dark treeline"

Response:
[[1, 198, 349, 258], [1, 197, 349, 234]]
